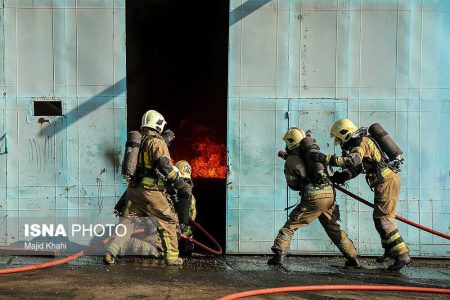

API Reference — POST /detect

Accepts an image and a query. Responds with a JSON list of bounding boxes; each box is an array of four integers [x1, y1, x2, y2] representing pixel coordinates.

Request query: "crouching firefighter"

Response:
[[104, 110, 188, 266], [313, 119, 410, 271], [268, 128, 360, 268], [170, 160, 197, 257]]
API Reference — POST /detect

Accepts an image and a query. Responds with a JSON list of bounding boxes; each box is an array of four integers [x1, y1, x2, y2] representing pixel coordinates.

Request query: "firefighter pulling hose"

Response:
[[222, 126, 450, 298], [324, 119, 410, 270], [278, 120, 449, 272], [268, 127, 361, 268], [273, 156, 450, 242]]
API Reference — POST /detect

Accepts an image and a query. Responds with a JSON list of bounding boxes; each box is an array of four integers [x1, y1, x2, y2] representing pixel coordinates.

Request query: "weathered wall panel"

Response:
[[0, 0, 126, 246], [227, 0, 450, 256]]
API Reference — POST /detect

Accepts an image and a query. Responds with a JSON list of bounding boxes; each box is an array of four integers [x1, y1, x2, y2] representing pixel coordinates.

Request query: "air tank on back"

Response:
[[299, 136, 328, 185], [368, 123, 403, 160], [121, 131, 142, 178]]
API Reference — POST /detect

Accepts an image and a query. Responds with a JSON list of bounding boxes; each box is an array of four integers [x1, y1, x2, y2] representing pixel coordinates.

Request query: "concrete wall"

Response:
[[227, 0, 450, 256], [0, 0, 126, 247]]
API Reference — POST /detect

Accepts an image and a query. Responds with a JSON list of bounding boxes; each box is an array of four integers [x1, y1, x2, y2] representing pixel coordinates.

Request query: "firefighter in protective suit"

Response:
[[104, 110, 189, 266], [314, 119, 411, 271], [172, 160, 197, 257], [116, 161, 198, 258], [268, 128, 360, 268]]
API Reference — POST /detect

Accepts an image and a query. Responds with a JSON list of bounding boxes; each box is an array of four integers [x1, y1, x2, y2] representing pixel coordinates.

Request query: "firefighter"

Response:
[[268, 128, 360, 268], [104, 110, 188, 266], [313, 118, 411, 271], [172, 160, 197, 257], [122, 160, 197, 258]]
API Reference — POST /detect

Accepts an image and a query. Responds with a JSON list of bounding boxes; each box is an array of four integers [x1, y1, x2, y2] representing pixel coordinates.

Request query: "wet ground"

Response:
[[0, 255, 449, 299]]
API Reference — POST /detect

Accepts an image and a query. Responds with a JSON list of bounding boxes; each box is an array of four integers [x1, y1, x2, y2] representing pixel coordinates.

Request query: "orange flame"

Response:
[[190, 127, 226, 179]]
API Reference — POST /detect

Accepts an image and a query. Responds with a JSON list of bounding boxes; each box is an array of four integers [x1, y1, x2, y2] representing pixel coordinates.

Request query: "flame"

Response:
[[190, 127, 226, 179]]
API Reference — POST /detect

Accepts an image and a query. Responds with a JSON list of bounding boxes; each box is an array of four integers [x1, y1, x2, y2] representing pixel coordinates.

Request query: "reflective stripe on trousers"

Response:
[[126, 186, 180, 259], [373, 172, 409, 256]]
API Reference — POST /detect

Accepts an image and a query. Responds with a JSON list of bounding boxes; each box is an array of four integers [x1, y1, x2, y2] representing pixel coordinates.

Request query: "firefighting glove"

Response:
[[310, 152, 327, 163], [331, 170, 352, 184], [305, 129, 312, 137], [161, 129, 175, 146], [180, 223, 193, 237], [326, 154, 339, 166]]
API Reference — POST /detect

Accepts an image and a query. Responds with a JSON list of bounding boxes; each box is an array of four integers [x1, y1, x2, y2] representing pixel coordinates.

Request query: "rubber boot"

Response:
[[387, 252, 411, 271], [165, 257, 183, 266], [344, 257, 362, 269], [376, 254, 391, 263], [376, 250, 392, 263], [103, 253, 115, 265], [267, 249, 285, 266]]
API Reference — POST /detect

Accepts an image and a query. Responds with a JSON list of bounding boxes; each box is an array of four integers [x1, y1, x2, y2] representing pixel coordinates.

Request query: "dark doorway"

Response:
[[126, 0, 229, 251]]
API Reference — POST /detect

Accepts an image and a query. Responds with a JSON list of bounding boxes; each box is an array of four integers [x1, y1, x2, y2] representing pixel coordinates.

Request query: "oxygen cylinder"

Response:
[[368, 123, 403, 160], [299, 136, 327, 184], [121, 131, 142, 177]]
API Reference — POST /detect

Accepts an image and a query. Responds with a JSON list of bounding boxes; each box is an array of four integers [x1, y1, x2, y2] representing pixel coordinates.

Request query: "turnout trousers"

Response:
[[107, 185, 179, 261], [272, 192, 357, 259], [373, 172, 409, 257]]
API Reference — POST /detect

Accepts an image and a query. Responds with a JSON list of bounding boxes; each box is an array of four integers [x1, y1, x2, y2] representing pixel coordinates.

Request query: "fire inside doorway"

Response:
[[125, 0, 229, 250]]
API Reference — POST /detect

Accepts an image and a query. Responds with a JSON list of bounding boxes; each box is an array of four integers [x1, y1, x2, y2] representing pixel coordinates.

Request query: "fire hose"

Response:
[[333, 184, 450, 240], [0, 220, 221, 275], [216, 285, 450, 300], [215, 184, 450, 299], [277, 149, 450, 240], [186, 220, 223, 256], [218, 184, 450, 299]]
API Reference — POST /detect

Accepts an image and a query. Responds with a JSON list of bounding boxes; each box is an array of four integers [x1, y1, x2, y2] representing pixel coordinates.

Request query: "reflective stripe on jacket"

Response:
[[140, 132, 170, 189]]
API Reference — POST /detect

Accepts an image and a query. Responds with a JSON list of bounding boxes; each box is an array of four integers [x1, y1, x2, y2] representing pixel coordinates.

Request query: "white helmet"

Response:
[[141, 110, 166, 133]]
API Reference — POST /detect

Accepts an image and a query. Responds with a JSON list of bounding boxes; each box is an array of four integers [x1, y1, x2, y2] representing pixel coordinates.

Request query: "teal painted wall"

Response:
[[227, 0, 450, 257], [0, 0, 126, 247]]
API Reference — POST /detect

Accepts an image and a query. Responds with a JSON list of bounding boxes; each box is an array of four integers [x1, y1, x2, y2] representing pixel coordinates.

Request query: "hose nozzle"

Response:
[[278, 149, 287, 160]]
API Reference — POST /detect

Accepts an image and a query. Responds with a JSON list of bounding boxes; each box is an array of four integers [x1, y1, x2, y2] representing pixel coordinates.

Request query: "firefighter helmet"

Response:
[[283, 127, 306, 150], [330, 118, 358, 145], [141, 110, 166, 133], [175, 160, 192, 179]]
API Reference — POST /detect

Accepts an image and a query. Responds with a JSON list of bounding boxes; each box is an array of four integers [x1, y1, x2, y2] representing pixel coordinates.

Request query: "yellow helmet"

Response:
[[283, 127, 306, 150], [330, 119, 358, 145], [141, 110, 166, 133], [175, 160, 192, 179]]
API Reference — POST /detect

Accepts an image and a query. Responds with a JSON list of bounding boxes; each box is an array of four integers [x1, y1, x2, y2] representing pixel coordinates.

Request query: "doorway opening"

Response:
[[126, 0, 229, 250]]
